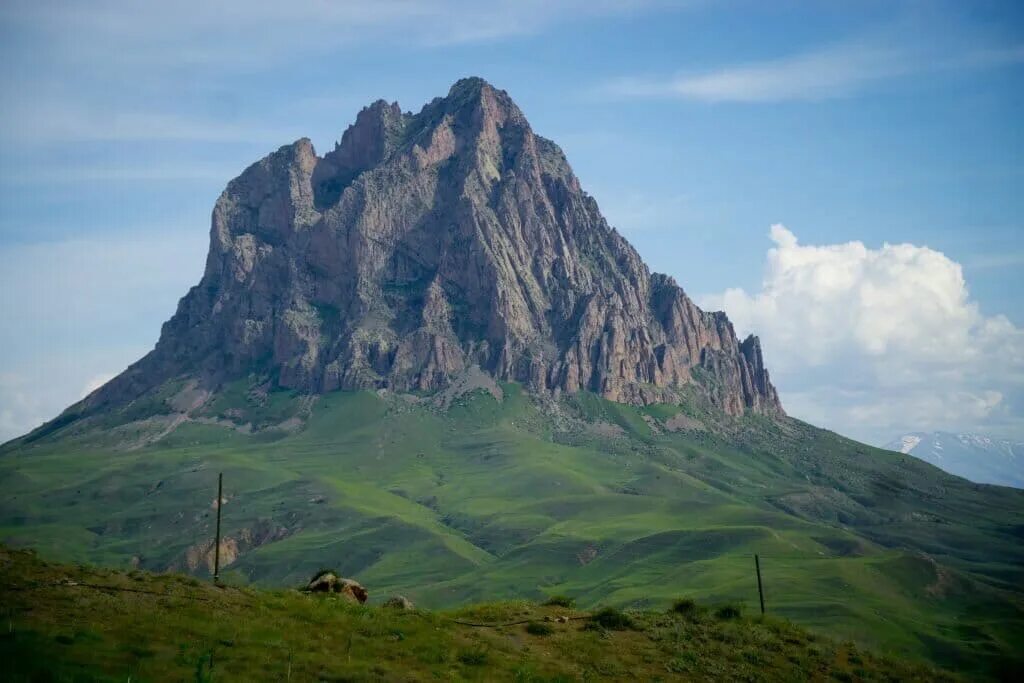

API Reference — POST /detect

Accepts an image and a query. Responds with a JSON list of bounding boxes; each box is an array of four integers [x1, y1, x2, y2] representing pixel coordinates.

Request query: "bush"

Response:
[[525, 621, 553, 636], [457, 647, 489, 666], [542, 595, 576, 608], [670, 598, 698, 616], [714, 604, 742, 620], [588, 607, 635, 631]]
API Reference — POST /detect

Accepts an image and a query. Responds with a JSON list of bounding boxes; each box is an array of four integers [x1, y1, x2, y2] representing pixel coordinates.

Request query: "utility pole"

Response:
[[755, 554, 765, 615], [213, 472, 223, 584]]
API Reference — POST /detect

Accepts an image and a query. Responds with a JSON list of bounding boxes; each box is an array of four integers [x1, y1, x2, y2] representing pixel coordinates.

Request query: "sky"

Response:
[[0, 0, 1022, 446]]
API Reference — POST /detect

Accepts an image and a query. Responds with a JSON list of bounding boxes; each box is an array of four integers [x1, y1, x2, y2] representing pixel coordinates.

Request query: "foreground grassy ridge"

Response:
[[0, 547, 954, 682], [2, 383, 1023, 676]]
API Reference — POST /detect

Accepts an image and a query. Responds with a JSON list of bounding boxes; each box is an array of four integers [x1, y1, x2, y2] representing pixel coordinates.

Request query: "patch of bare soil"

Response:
[[432, 365, 504, 409]]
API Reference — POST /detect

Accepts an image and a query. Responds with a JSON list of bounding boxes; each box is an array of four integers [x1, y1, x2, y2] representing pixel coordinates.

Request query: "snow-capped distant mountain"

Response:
[[884, 432, 1024, 488]]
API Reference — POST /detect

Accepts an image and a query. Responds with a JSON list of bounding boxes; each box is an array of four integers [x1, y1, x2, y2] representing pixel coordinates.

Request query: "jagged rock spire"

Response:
[[71, 77, 783, 420]]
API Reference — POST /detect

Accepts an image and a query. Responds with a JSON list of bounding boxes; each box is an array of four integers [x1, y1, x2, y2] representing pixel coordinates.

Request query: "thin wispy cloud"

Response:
[[0, 1, 675, 147], [966, 251, 1024, 271], [0, 163, 241, 185], [0, 101, 300, 146], [600, 39, 1024, 103], [1, 1, 671, 68]]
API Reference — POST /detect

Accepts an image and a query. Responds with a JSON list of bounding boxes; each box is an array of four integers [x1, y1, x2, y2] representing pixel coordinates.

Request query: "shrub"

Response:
[[543, 595, 575, 608], [670, 598, 698, 616], [457, 647, 489, 666], [714, 604, 742, 620], [525, 621, 553, 636], [588, 607, 635, 631]]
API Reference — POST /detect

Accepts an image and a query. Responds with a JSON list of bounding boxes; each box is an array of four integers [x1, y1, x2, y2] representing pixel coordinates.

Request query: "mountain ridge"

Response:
[[886, 430, 1024, 489], [32, 77, 780, 442]]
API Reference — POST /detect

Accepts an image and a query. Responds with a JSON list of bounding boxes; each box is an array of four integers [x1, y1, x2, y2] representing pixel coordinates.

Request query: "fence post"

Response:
[[755, 554, 765, 615], [213, 472, 223, 583]]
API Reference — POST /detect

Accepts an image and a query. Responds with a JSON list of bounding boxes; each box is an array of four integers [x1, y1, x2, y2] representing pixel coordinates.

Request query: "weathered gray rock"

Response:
[[306, 571, 368, 603], [383, 595, 415, 610], [67, 77, 783, 420]]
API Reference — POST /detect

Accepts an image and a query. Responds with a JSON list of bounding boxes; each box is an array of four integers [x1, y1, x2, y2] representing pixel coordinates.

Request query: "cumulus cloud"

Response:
[[701, 225, 1024, 444]]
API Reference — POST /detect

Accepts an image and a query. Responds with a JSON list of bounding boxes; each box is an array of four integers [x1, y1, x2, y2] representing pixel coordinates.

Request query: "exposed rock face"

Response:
[[74, 77, 782, 418], [177, 520, 292, 573]]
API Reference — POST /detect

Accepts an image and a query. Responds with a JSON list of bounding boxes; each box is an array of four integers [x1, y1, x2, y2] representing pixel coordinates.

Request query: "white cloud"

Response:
[[701, 225, 1024, 443], [966, 251, 1024, 270], [600, 39, 1024, 103], [0, 231, 208, 443], [0, 356, 143, 445], [1, 1, 670, 66], [0, 1, 675, 146], [0, 162, 242, 184], [0, 101, 302, 146], [81, 374, 115, 399]]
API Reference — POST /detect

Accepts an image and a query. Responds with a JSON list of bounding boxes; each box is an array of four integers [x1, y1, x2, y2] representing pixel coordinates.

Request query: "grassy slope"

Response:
[[0, 546, 955, 682], [1, 383, 1022, 678]]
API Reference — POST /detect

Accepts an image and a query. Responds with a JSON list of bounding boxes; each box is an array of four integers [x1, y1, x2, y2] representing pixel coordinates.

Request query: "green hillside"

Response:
[[0, 546, 956, 681], [2, 381, 1023, 677]]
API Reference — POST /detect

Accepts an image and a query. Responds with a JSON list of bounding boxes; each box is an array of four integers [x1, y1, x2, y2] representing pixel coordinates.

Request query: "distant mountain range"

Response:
[[885, 432, 1024, 488]]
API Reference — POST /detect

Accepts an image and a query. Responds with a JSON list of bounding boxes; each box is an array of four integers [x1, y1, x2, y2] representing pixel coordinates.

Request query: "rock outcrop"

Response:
[[383, 595, 415, 610], [306, 571, 368, 603], [67, 77, 783, 419]]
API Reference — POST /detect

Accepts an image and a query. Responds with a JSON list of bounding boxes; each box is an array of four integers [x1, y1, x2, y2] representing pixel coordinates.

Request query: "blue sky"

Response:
[[1, 0, 1022, 444]]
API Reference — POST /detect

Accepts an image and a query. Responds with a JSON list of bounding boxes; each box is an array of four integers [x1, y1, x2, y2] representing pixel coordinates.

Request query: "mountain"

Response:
[[39, 76, 778, 443], [886, 432, 1024, 489], [1, 79, 1022, 677]]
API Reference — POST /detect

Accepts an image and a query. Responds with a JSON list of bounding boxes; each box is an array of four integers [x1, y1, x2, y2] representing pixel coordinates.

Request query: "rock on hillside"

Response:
[[49, 77, 782, 431]]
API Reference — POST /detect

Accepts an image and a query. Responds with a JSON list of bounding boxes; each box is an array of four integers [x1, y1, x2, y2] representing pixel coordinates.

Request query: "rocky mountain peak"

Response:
[[63, 77, 783, 425]]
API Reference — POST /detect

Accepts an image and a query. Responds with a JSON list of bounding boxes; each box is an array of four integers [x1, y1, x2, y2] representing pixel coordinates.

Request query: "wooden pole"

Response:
[[213, 472, 223, 583], [755, 554, 765, 615]]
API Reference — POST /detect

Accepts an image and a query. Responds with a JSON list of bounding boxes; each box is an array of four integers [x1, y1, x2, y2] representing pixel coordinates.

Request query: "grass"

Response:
[[0, 546, 957, 682], [1, 383, 1023, 678], [715, 604, 743, 620]]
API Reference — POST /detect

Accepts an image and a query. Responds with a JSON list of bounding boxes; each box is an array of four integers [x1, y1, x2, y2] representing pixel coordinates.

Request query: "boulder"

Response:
[[305, 571, 368, 603], [383, 595, 415, 610]]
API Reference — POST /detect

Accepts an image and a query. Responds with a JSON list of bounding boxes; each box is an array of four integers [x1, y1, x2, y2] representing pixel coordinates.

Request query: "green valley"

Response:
[[2, 381, 1022, 678]]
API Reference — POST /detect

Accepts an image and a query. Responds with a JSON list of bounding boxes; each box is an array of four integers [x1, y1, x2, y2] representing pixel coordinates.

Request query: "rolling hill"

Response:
[[2, 382, 1023, 676], [1, 78, 1022, 678], [0, 545, 958, 682]]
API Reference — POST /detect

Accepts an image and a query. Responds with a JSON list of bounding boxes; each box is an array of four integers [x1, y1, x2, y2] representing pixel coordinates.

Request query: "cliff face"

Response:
[[79, 78, 782, 418]]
